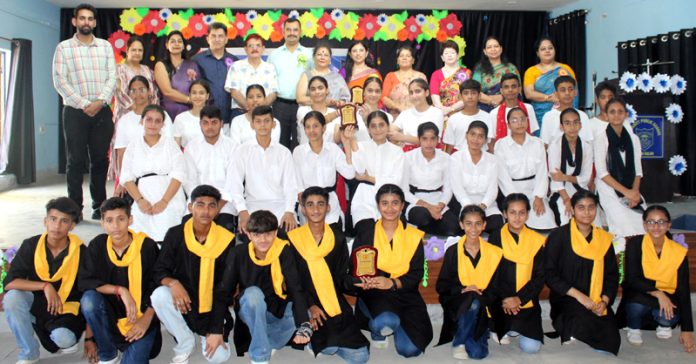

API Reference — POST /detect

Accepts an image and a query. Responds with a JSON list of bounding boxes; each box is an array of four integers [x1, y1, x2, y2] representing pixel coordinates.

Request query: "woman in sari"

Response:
[[114, 37, 159, 123], [154, 31, 200, 120], [430, 40, 471, 116], [381, 46, 427, 119], [472, 36, 519, 112], [340, 41, 382, 93], [295, 42, 350, 106], [523, 37, 576, 131]]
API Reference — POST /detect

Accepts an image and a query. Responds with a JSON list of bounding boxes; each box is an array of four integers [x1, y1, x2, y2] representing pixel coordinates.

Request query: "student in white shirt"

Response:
[[495, 107, 556, 230], [120, 104, 187, 241], [450, 120, 503, 233], [183, 105, 239, 232], [403, 122, 460, 236], [226, 105, 298, 237], [295, 75, 337, 145], [540, 76, 593, 146], [547, 108, 595, 226], [228, 85, 281, 145], [588, 81, 633, 138], [344, 110, 405, 232], [442, 79, 491, 154], [173, 80, 209, 148], [389, 78, 444, 151], [293, 110, 355, 228], [488, 73, 539, 150]]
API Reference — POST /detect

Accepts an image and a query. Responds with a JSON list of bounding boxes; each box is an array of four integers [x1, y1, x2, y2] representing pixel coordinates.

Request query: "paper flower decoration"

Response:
[[671, 74, 687, 95], [299, 11, 319, 38], [233, 13, 252, 37], [626, 103, 637, 123], [673, 234, 687, 248], [188, 14, 208, 38], [227, 25, 238, 40], [252, 12, 274, 40], [246, 10, 258, 22], [636, 72, 653, 92], [450, 35, 467, 58], [333, 12, 358, 40], [403, 16, 422, 41], [358, 14, 379, 39], [330, 9, 344, 20], [439, 13, 462, 37], [376, 13, 389, 26], [4, 246, 17, 263], [379, 14, 405, 40], [181, 26, 194, 40], [143, 10, 166, 34], [203, 15, 214, 25], [424, 236, 445, 261], [288, 10, 300, 19], [665, 103, 684, 124], [167, 13, 188, 32], [613, 237, 626, 254], [270, 14, 287, 42], [652, 73, 671, 93], [133, 23, 146, 36], [415, 13, 427, 26], [108, 30, 130, 52], [120, 8, 143, 33], [212, 13, 228, 26], [319, 13, 336, 33], [668, 155, 688, 176], [619, 71, 638, 93], [159, 8, 172, 21], [421, 15, 440, 40]]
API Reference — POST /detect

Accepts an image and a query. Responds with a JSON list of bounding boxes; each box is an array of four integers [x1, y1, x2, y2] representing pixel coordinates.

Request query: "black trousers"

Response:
[[63, 106, 114, 210], [406, 205, 462, 236], [272, 99, 299, 150]]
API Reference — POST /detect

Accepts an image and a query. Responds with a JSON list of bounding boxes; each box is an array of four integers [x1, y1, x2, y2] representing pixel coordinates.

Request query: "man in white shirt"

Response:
[[540, 75, 593, 146], [443, 80, 491, 153], [184, 105, 239, 232], [488, 73, 539, 152]]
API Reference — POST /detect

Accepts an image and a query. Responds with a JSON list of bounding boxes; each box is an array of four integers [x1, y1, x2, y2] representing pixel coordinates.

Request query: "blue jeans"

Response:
[[452, 299, 489, 360], [80, 290, 156, 364], [625, 301, 680, 329], [357, 299, 421, 358], [238, 286, 297, 362], [506, 331, 542, 354], [150, 286, 231, 363], [3, 290, 77, 360], [321, 345, 370, 364]]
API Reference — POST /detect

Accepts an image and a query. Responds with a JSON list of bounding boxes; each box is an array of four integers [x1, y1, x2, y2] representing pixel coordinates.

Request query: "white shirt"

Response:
[[296, 106, 337, 145], [226, 139, 298, 221], [393, 106, 444, 139], [324, 112, 372, 144], [594, 129, 643, 181], [114, 111, 173, 149], [184, 135, 239, 215], [228, 114, 281, 145], [494, 135, 549, 199], [488, 103, 540, 139], [442, 109, 492, 151], [547, 136, 593, 193], [173, 111, 204, 148], [540, 108, 593, 145], [224, 58, 279, 109], [589, 116, 634, 139], [293, 143, 355, 224], [403, 148, 452, 209], [450, 148, 500, 217]]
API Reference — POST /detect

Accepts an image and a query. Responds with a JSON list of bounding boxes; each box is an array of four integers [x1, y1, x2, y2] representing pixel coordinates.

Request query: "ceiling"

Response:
[[47, 0, 578, 11]]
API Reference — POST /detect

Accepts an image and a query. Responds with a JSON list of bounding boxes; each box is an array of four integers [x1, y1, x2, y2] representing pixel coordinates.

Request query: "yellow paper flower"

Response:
[[335, 13, 358, 39], [421, 15, 439, 39], [299, 11, 319, 38], [450, 35, 467, 58], [252, 12, 274, 40], [212, 13, 229, 26], [167, 13, 188, 32], [120, 8, 143, 33], [380, 14, 405, 40]]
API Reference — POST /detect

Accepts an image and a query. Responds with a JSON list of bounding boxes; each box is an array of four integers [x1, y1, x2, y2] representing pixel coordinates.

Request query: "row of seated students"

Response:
[[3, 185, 693, 364]]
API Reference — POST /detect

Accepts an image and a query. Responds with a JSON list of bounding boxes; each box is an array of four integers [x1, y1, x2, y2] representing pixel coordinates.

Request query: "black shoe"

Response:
[[91, 209, 101, 220]]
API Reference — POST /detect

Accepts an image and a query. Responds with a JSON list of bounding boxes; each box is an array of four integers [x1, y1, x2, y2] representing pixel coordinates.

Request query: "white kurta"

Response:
[[540, 108, 593, 146], [184, 135, 239, 215], [172, 111, 204, 148], [442, 110, 492, 151], [495, 135, 556, 230], [113, 111, 173, 150], [120, 136, 187, 241], [488, 103, 540, 139], [323, 112, 372, 144], [226, 140, 298, 222], [594, 130, 645, 238], [228, 114, 281, 145], [295, 106, 337, 145], [351, 140, 405, 226], [547, 136, 594, 225], [402, 148, 453, 215], [588, 116, 634, 139], [293, 143, 355, 225], [450, 148, 501, 218], [393, 106, 444, 140]]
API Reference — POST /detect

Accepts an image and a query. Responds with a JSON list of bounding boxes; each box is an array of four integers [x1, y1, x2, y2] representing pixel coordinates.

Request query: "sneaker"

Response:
[[562, 336, 577, 345], [16, 360, 39, 364], [452, 345, 468, 360], [372, 337, 389, 349], [656, 326, 672, 339], [60, 342, 79, 354], [92, 209, 102, 220], [99, 353, 120, 364], [490, 334, 510, 345], [379, 327, 394, 336], [627, 329, 643, 345], [171, 351, 191, 364]]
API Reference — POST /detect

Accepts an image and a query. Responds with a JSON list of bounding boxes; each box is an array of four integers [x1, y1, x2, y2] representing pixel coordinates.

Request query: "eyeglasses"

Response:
[[645, 219, 669, 226]]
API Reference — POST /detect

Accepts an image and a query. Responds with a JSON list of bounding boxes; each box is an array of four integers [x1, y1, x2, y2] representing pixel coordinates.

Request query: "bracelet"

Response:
[[296, 322, 314, 339]]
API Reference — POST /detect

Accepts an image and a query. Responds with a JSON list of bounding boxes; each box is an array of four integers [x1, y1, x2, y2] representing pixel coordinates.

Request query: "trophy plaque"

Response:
[[350, 86, 364, 105], [352, 245, 378, 278], [340, 104, 358, 128]]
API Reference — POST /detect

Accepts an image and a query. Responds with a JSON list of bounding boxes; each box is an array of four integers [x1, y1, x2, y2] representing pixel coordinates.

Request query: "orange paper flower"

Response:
[[436, 29, 448, 42], [181, 26, 194, 40], [227, 26, 238, 40], [354, 28, 366, 40], [270, 30, 284, 42], [397, 28, 409, 41], [316, 26, 326, 39], [134, 23, 146, 36]]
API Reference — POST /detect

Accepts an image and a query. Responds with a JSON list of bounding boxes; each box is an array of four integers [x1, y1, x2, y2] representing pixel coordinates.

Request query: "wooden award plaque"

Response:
[[352, 245, 378, 278], [340, 104, 358, 128], [351, 86, 364, 105]]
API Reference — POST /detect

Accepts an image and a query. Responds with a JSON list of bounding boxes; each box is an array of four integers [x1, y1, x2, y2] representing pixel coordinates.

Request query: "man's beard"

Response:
[[78, 26, 93, 36]]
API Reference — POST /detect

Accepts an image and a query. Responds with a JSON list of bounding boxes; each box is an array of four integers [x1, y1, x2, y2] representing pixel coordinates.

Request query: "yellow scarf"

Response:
[[641, 235, 687, 294], [248, 238, 289, 299], [183, 219, 235, 313], [288, 224, 341, 317], [569, 218, 613, 315], [107, 230, 147, 336], [500, 224, 545, 309], [373, 220, 424, 279], [457, 236, 503, 290], [34, 233, 82, 315]]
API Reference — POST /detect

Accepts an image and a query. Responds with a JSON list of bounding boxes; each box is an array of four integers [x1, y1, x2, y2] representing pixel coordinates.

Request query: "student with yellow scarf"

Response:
[[618, 205, 694, 352], [545, 190, 620, 355], [351, 184, 433, 358], [437, 204, 503, 360], [79, 197, 161, 364], [3, 197, 89, 364]]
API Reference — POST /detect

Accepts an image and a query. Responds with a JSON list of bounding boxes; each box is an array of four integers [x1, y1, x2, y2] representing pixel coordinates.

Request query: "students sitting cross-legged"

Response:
[[79, 197, 162, 364], [3, 197, 89, 364], [151, 185, 236, 364], [287, 187, 370, 363], [437, 205, 503, 360], [215, 210, 312, 364]]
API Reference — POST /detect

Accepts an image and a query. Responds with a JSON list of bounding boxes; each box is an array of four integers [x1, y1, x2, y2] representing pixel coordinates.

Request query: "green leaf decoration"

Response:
[[329, 28, 342, 41], [310, 8, 325, 19], [416, 33, 425, 43], [395, 10, 408, 22], [157, 25, 170, 37], [267, 9, 281, 21], [432, 10, 448, 20], [348, 11, 360, 22], [135, 7, 149, 17], [180, 8, 194, 20], [373, 30, 387, 41], [224, 8, 234, 22], [243, 28, 257, 40]]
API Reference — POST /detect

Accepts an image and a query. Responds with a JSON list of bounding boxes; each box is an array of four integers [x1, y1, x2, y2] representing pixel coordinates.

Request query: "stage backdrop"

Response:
[[57, 7, 551, 172]]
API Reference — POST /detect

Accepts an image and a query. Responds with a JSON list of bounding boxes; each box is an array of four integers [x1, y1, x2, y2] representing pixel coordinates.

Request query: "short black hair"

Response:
[[308, 75, 329, 89], [142, 104, 166, 121], [500, 73, 520, 86], [643, 205, 671, 222], [375, 184, 404, 204], [506, 106, 528, 123], [604, 97, 627, 114], [303, 110, 326, 127], [502, 193, 530, 212], [459, 204, 486, 222], [251, 105, 273, 120], [301, 186, 330, 204], [460, 79, 481, 93], [46, 197, 81, 223], [246, 84, 266, 97], [441, 39, 459, 55], [554, 75, 577, 90], [74, 3, 96, 17], [417, 122, 439, 138], [283, 17, 301, 28], [200, 105, 222, 121], [594, 81, 617, 97], [126, 36, 144, 50], [247, 210, 278, 233], [560, 108, 580, 123], [570, 190, 599, 208], [467, 120, 489, 136], [208, 22, 227, 35], [189, 79, 211, 94], [128, 75, 150, 90], [190, 185, 221, 203], [366, 110, 390, 128], [100, 197, 131, 217]]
